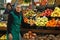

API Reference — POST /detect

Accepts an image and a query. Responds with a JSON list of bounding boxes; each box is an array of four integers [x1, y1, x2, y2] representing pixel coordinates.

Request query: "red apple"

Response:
[[45, 10, 47, 13]]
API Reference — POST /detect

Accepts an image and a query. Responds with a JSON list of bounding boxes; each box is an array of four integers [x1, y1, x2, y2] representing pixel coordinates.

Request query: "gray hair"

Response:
[[14, 3, 22, 8]]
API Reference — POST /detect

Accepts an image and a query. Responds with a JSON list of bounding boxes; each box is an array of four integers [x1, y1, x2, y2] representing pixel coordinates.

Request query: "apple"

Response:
[[40, 9, 53, 16]]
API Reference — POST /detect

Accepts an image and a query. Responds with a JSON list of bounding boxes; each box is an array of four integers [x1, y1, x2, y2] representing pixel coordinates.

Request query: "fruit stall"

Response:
[[21, 6, 60, 40], [22, 6, 60, 32], [0, 0, 60, 40]]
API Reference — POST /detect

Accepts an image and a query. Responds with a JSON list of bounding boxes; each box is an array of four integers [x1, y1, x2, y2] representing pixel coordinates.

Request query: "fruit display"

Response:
[[0, 21, 7, 27], [23, 34, 60, 40], [24, 10, 35, 17], [46, 18, 57, 27], [23, 31, 37, 39], [24, 17, 29, 23], [28, 19, 35, 26], [35, 16, 48, 26], [47, 0, 55, 5], [51, 7, 60, 17], [57, 19, 60, 27], [23, 7, 60, 27], [0, 34, 7, 40], [24, 0, 31, 3], [40, 9, 53, 16], [38, 34, 60, 40], [24, 17, 35, 26], [40, 0, 48, 6]]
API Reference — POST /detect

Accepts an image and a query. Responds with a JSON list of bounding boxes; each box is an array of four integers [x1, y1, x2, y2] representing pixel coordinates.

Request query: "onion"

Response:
[[29, 35, 32, 39], [23, 34, 26, 38], [31, 36, 35, 40], [28, 31, 32, 34], [26, 35, 29, 39], [25, 33, 29, 36], [33, 33, 37, 36]]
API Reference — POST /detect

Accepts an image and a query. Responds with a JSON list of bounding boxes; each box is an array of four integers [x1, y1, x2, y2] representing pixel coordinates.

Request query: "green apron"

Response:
[[7, 11, 22, 40]]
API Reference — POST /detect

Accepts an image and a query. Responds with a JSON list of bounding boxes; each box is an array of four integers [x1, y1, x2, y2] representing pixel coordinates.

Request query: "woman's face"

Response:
[[16, 5, 21, 13], [7, 5, 12, 10]]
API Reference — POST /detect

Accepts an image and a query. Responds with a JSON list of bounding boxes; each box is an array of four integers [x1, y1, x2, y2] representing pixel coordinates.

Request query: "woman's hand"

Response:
[[9, 33, 13, 40]]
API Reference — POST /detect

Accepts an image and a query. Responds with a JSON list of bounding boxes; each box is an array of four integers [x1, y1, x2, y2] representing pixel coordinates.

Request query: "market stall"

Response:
[[0, 0, 60, 40]]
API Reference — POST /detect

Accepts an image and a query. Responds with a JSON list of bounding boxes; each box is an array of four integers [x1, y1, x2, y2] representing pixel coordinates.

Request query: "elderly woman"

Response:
[[7, 4, 23, 40]]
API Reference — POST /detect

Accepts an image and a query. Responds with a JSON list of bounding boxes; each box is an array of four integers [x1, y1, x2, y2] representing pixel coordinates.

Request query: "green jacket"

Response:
[[11, 11, 22, 33], [7, 10, 23, 40]]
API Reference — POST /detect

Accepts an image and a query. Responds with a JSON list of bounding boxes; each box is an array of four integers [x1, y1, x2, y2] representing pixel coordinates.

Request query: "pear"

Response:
[[54, 7, 60, 11]]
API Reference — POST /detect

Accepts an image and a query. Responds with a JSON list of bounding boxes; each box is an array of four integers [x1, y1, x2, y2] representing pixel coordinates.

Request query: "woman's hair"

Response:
[[14, 3, 21, 8], [6, 3, 12, 9]]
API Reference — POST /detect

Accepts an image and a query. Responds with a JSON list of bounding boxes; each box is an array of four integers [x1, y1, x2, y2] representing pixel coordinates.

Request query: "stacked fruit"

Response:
[[24, 17, 35, 25], [0, 34, 6, 40], [38, 34, 60, 40], [24, 17, 29, 23], [24, 10, 35, 17], [23, 31, 37, 39], [46, 18, 57, 27], [23, 7, 60, 27], [28, 19, 35, 26], [40, 9, 53, 16], [51, 7, 60, 17], [35, 16, 48, 26], [57, 19, 60, 27], [0, 22, 7, 27], [24, 0, 31, 3], [40, 0, 48, 6]]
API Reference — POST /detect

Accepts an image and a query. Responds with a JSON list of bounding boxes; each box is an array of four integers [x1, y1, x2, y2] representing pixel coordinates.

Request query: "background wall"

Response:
[[11, 0, 60, 5], [55, 0, 60, 6]]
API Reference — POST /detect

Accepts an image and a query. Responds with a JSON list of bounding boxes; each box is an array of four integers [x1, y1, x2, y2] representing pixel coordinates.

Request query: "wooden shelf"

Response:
[[0, 27, 7, 30], [21, 28, 60, 34], [0, 27, 60, 34]]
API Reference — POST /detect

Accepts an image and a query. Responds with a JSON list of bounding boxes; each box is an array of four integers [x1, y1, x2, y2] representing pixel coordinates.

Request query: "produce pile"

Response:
[[57, 19, 60, 27], [23, 31, 60, 40], [51, 7, 60, 17], [40, 7, 60, 17], [35, 16, 48, 26], [46, 18, 60, 27], [23, 31, 37, 39], [38, 34, 60, 40], [24, 10, 35, 17], [0, 21, 7, 27], [0, 34, 6, 40], [34, 0, 48, 6], [40, 9, 53, 16], [23, 7, 60, 27]]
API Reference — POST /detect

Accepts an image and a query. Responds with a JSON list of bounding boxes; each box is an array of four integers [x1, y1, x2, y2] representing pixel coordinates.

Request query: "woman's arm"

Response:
[[20, 12, 25, 28]]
